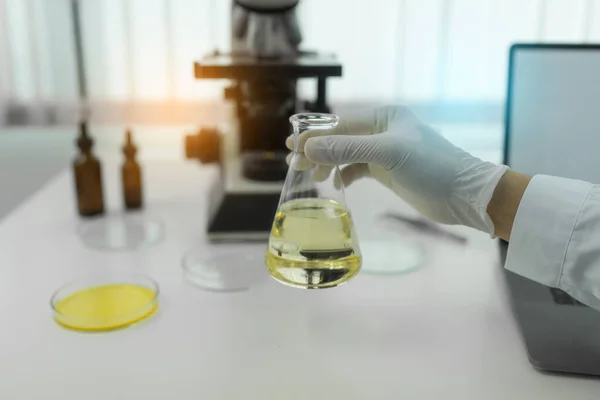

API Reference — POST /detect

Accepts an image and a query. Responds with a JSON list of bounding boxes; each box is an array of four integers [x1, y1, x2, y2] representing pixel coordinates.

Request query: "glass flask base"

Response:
[[265, 251, 361, 289]]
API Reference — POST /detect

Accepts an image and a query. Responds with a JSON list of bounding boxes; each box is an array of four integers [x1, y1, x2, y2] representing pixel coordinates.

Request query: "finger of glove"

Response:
[[313, 164, 333, 182], [285, 109, 384, 151], [284, 152, 332, 181], [286, 152, 315, 171], [304, 134, 395, 169], [338, 163, 371, 188]]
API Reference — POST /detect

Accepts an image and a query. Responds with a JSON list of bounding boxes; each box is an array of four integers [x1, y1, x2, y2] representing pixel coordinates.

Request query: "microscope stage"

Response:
[[194, 52, 342, 80]]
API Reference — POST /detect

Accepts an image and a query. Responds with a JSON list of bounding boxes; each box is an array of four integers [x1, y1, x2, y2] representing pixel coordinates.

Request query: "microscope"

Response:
[[187, 0, 342, 241]]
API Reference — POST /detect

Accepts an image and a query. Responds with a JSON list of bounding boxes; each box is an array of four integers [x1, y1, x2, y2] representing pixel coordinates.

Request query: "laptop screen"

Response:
[[505, 45, 600, 184]]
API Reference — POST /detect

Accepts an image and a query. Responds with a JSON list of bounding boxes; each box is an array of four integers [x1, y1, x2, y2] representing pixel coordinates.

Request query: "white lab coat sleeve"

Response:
[[505, 174, 600, 309]]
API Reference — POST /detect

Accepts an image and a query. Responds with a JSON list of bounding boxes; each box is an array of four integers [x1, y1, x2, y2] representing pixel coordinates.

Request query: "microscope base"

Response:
[[206, 178, 280, 242]]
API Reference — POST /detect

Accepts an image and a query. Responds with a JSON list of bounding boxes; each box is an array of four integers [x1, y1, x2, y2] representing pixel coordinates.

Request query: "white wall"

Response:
[[1, 0, 599, 124]]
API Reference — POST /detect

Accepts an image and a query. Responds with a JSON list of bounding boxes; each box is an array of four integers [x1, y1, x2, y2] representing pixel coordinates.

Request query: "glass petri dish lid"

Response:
[[182, 243, 268, 292], [51, 273, 159, 332], [359, 240, 424, 275], [356, 214, 427, 276], [77, 212, 165, 252]]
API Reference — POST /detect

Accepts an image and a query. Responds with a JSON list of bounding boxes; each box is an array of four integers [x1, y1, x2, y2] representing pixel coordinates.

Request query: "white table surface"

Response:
[[1, 157, 600, 400]]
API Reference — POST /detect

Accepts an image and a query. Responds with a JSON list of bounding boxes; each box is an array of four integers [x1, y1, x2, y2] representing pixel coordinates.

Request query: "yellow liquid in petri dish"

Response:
[[54, 284, 158, 331]]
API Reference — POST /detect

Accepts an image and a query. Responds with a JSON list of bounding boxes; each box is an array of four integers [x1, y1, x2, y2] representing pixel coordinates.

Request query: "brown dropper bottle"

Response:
[[73, 121, 105, 217], [122, 129, 143, 210]]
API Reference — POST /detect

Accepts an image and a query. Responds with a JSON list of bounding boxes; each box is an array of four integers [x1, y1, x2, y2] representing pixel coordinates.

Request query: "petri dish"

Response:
[[359, 240, 424, 275], [353, 212, 428, 276], [77, 212, 164, 252], [51, 274, 159, 332], [182, 244, 268, 292]]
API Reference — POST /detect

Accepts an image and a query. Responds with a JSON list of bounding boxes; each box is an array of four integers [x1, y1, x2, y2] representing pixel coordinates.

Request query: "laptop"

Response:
[[501, 44, 600, 376]]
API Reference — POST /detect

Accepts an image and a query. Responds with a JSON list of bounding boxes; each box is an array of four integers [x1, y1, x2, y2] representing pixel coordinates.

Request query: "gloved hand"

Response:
[[285, 105, 508, 234]]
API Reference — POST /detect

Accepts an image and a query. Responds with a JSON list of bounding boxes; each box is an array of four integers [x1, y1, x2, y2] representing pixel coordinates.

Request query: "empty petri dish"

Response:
[[51, 274, 159, 332], [182, 244, 268, 292], [77, 212, 164, 251], [359, 240, 424, 275]]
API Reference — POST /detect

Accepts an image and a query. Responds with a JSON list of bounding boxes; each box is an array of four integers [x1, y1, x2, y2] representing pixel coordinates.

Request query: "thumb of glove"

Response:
[[304, 134, 397, 168]]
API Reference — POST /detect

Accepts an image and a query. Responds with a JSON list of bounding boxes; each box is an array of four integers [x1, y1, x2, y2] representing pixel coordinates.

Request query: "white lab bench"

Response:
[[0, 134, 599, 399]]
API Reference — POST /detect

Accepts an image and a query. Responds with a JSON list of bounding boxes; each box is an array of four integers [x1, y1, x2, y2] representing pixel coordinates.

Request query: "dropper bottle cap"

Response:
[[123, 129, 137, 159], [76, 120, 93, 153]]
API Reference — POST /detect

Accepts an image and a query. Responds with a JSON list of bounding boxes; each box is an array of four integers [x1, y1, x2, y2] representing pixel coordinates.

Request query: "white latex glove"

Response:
[[285, 105, 509, 234]]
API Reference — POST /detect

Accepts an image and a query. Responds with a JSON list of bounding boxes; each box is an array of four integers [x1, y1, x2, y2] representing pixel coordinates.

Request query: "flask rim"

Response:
[[289, 113, 339, 128]]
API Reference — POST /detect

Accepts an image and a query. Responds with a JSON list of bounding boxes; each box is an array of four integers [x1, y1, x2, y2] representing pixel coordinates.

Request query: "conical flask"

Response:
[[265, 113, 362, 289]]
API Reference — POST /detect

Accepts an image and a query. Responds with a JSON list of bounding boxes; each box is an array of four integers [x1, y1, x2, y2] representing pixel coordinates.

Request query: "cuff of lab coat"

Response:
[[505, 175, 593, 288]]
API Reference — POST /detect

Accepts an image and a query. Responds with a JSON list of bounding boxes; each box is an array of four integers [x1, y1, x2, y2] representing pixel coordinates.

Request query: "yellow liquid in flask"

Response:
[[54, 284, 158, 331], [266, 198, 362, 289]]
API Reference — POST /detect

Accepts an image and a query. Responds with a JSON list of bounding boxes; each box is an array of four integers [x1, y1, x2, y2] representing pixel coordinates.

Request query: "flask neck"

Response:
[[289, 113, 340, 154], [291, 123, 302, 154]]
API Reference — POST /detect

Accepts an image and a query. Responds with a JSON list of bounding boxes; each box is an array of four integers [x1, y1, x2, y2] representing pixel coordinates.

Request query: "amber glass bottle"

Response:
[[122, 129, 143, 210], [73, 121, 105, 217]]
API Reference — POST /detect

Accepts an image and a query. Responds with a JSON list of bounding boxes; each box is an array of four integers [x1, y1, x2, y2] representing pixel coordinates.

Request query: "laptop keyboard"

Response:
[[550, 288, 586, 306]]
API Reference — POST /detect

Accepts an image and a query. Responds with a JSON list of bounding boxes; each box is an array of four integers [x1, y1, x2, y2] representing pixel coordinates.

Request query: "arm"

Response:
[[294, 105, 600, 310], [486, 171, 532, 241], [474, 171, 600, 309], [502, 175, 600, 309], [487, 171, 600, 308]]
